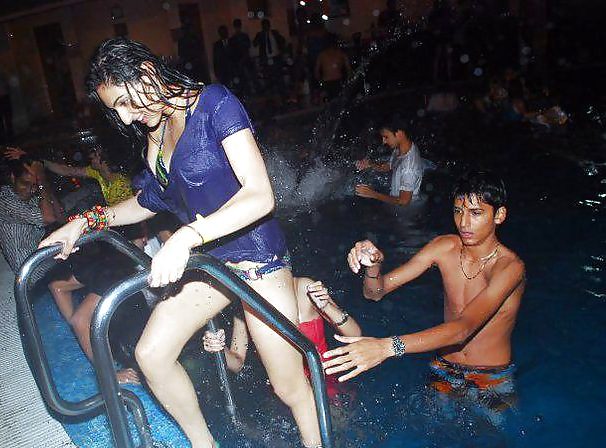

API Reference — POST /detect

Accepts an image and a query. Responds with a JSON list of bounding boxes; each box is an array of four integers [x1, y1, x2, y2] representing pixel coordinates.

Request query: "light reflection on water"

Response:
[[241, 103, 606, 446]]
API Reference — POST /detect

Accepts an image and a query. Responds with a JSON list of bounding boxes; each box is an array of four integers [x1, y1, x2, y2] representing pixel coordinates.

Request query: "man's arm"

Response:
[[354, 237, 445, 300], [4, 148, 87, 178], [203, 317, 249, 373], [30, 161, 64, 224], [324, 256, 525, 381], [38, 182, 63, 224], [43, 160, 88, 178], [355, 184, 413, 206], [355, 159, 391, 172]]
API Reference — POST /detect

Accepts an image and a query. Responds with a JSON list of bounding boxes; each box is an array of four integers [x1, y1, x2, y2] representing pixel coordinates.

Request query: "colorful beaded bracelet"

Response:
[[68, 205, 108, 234]]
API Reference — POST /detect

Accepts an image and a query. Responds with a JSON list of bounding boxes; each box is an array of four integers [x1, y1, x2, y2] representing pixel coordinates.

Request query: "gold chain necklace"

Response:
[[459, 244, 499, 280]]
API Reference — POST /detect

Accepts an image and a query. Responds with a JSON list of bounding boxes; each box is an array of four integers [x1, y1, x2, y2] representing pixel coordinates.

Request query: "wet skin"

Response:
[[97, 81, 167, 129], [322, 195, 525, 381], [13, 171, 37, 201]]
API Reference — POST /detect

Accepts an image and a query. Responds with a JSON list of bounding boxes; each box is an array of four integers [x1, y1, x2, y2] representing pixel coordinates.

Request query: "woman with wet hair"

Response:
[[39, 37, 322, 448]]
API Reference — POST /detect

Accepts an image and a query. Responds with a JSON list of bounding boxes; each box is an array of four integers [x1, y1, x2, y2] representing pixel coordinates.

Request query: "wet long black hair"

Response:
[[86, 37, 204, 145]]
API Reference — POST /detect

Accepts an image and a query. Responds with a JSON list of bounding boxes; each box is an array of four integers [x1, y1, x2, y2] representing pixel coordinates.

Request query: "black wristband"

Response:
[[335, 311, 349, 326]]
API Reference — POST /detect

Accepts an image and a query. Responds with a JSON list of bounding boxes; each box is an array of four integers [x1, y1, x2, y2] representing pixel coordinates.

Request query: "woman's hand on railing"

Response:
[[148, 227, 198, 287], [203, 329, 226, 352], [38, 218, 88, 259]]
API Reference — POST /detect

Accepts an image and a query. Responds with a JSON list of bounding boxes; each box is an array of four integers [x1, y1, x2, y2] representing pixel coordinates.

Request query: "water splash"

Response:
[[264, 148, 348, 214]]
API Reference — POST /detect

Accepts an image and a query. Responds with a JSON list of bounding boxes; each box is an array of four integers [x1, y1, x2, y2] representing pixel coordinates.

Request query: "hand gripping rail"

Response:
[[16, 230, 334, 448], [14, 231, 154, 446]]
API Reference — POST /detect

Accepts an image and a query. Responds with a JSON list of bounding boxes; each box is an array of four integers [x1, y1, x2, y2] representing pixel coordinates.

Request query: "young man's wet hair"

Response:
[[379, 114, 415, 141], [451, 170, 507, 210]]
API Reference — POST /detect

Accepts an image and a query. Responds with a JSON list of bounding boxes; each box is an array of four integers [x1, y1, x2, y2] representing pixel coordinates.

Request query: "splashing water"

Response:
[[264, 148, 348, 214]]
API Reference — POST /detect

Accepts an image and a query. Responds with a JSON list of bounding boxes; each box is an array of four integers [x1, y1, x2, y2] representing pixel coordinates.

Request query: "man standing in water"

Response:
[[314, 34, 353, 102], [355, 115, 423, 206], [323, 171, 524, 421]]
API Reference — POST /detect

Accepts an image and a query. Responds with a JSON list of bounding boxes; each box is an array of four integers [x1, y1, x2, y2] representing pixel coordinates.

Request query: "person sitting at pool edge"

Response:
[[355, 114, 423, 206], [323, 170, 525, 422]]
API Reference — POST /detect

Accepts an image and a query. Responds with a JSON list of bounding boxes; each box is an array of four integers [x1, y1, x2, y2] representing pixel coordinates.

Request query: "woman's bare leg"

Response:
[[135, 280, 231, 448], [243, 269, 322, 447], [70, 292, 101, 360], [48, 275, 84, 321]]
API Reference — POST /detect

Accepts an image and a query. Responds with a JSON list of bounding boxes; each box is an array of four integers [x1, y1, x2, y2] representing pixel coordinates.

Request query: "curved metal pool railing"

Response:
[[92, 252, 334, 448], [14, 231, 155, 446], [16, 230, 333, 448]]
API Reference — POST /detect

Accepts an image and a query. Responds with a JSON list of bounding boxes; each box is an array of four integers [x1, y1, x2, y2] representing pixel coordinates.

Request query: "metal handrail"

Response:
[[16, 230, 334, 448], [92, 253, 334, 448], [14, 231, 154, 445]]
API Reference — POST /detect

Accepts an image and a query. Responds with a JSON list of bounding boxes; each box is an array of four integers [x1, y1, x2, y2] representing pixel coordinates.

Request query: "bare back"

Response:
[[316, 48, 350, 82]]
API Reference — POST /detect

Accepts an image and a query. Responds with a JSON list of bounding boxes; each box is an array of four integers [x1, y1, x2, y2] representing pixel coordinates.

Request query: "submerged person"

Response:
[[355, 115, 424, 207], [203, 277, 361, 402], [323, 171, 525, 424], [39, 37, 322, 448]]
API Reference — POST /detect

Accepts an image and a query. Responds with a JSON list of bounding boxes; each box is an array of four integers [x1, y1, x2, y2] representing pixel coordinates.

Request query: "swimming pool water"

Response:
[[30, 69, 606, 447], [274, 103, 606, 446]]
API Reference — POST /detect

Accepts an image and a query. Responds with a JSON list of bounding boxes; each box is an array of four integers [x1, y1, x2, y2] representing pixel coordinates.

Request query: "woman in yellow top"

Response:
[[6, 145, 132, 207], [5, 144, 144, 385], [83, 156, 132, 206]]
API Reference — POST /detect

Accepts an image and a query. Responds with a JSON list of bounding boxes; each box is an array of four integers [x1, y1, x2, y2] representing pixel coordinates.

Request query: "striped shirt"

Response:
[[0, 185, 46, 274]]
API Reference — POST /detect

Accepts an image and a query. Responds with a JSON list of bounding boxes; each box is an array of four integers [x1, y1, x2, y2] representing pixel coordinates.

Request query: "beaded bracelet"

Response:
[[68, 205, 108, 234]]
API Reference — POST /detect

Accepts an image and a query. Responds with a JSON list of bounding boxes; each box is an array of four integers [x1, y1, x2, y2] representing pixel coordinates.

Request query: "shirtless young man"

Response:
[[323, 170, 525, 417], [314, 34, 353, 102]]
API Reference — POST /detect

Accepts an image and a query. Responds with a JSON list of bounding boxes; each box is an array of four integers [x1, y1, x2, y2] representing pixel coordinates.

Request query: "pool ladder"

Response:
[[15, 230, 333, 448]]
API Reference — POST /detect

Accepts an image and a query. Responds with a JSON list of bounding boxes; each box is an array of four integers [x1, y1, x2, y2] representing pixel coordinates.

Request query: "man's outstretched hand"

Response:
[[4, 146, 26, 160], [322, 334, 393, 382]]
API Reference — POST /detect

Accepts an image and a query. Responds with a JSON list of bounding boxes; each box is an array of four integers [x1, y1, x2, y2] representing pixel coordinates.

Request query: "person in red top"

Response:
[[203, 277, 361, 401]]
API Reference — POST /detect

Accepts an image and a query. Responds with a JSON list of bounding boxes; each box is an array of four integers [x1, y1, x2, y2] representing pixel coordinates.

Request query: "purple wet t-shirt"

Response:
[[136, 84, 287, 263]]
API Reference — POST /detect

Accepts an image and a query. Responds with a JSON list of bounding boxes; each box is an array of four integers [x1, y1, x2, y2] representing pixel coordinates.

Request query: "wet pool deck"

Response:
[[0, 255, 76, 448], [0, 253, 194, 448]]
